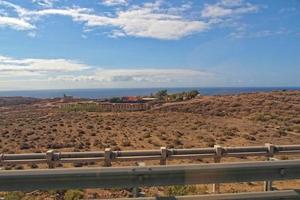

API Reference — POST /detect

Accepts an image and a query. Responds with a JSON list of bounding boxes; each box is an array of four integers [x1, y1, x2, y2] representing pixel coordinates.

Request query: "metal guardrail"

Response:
[[1, 144, 300, 196], [1, 144, 300, 167], [107, 190, 300, 200], [0, 159, 300, 191]]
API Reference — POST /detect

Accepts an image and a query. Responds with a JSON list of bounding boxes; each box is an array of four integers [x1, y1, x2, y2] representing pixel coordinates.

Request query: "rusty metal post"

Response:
[[213, 145, 222, 193]]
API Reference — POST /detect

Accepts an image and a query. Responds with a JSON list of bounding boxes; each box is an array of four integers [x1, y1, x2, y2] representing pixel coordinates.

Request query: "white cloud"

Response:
[[0, 0, 34, 30], [49, 68, 213, 85], [102, 0, 128, 6], [200, 0, 260, 39], [201, 0, 258, 18], [94, 68, 211, 82], [0, 0, 28, 16], [220, 0, 243, 7], [0, 15, 35, 30], [30, 2, 208, 40], [32, 0, 57, 8], [0, 55, 214, 89], [278, 7, 297, 14], [0, 0, 260, 39], [230, 28, 291, 39], [202, 5, 232, 18], [0, 55, 89, 77], [111, 6, 208, 40]]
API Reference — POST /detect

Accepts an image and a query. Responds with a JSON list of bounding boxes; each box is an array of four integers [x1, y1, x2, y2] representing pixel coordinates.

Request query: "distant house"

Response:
[[121, 96, 139, 103], [141, 97, 158, 101]]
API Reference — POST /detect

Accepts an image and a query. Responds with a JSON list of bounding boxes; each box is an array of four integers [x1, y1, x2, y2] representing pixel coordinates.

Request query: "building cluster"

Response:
[[61, 101, 150, 112]]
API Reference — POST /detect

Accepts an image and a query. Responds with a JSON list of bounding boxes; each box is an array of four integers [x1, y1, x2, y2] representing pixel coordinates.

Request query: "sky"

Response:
[[0, 0, 299, 90]]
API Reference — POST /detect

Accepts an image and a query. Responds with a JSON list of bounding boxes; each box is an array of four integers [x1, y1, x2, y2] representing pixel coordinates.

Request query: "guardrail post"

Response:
[[46, 150, 56, 169], [213, 145, 222, 193], [264, 143, 275, 191], [0, 153, 3, 168], [265, 143, 275, 157], [104, 148, 112, 167], [160, 147, 167, 165], [132, 162, 146, 198]]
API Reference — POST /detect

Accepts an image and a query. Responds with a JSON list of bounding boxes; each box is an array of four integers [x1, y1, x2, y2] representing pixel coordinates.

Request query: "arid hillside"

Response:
[[0, 90, 300, 199], [157, 90, 300, 119], [0, 97, 39, 106], [1, 90, 299, 155]]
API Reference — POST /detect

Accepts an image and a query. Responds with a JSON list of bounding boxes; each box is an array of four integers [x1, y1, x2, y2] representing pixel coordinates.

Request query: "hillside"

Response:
[[0, 97, 39, 106], [0, 90, 300, 198], [1, 90, 299, 153]]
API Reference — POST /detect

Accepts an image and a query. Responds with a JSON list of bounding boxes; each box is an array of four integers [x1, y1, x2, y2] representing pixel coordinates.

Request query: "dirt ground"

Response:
[[0, 90, 300, 199]]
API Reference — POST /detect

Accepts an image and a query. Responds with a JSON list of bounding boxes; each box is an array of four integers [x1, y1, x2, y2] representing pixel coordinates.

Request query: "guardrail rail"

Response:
[[1, 144, 300, 199], [1, 144, 300, 167]]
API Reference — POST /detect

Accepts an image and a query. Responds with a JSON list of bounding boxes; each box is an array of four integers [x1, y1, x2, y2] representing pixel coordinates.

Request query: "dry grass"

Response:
[[0, 90, 300, 198]]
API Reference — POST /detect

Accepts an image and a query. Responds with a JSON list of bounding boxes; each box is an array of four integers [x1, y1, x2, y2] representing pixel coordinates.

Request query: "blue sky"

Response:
[[0, 0, 299, 90]]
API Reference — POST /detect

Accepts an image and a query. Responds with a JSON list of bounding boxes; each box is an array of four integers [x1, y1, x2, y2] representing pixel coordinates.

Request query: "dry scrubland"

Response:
[[0, 90, 300, 199]]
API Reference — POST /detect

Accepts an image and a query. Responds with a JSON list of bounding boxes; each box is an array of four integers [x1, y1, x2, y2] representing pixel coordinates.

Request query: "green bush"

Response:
[[165, 185, 198, 196], [109, 97, 122, 103], [155, 89, 168, 99], [64, 190, 84, 200], [252, 112, 271, 122], [4, 192, 25, 200], [186, 90, 199, 99]]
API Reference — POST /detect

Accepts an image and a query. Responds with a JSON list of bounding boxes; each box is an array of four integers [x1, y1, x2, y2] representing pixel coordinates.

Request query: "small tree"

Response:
[[187, 90, 199, 99], [64, 190, 84, 200], [155, 89, 168, 100], [109, 97, 122, 103]]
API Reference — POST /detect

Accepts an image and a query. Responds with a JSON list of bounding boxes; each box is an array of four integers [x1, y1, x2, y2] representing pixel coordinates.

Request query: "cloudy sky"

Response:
[[0, 0, 299, 90]]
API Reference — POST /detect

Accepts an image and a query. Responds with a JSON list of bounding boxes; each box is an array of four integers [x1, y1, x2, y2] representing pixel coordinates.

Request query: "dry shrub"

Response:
[[64, 190, 84, 200], [293, 125, 300, 133], [165, 185, 207, 196], [121, 140, 131, 147]]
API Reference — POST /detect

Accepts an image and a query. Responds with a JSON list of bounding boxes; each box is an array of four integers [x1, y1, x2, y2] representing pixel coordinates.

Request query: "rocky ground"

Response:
[[0, 90, 300, 199]]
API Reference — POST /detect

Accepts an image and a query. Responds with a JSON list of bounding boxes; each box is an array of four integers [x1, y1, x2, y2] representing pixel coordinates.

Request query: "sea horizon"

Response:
[[0, 87, 299, 99]]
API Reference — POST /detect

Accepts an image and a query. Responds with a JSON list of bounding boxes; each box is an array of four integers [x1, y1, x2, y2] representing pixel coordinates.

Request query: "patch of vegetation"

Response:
[[153, 89, 199, 101], [165, 185, 206, 196], [293, 125, 300, 133], [64, 189, 84, 200], [4, 192, 25, 200], [155, 89, 168, 100], [61, 103, 101, 112], [252, 112, 271, 122], [109, 97, 123, 103]]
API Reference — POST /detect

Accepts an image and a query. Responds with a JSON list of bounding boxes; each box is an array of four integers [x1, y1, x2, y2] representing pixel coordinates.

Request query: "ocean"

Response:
[[0, 87, 299, 99]]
